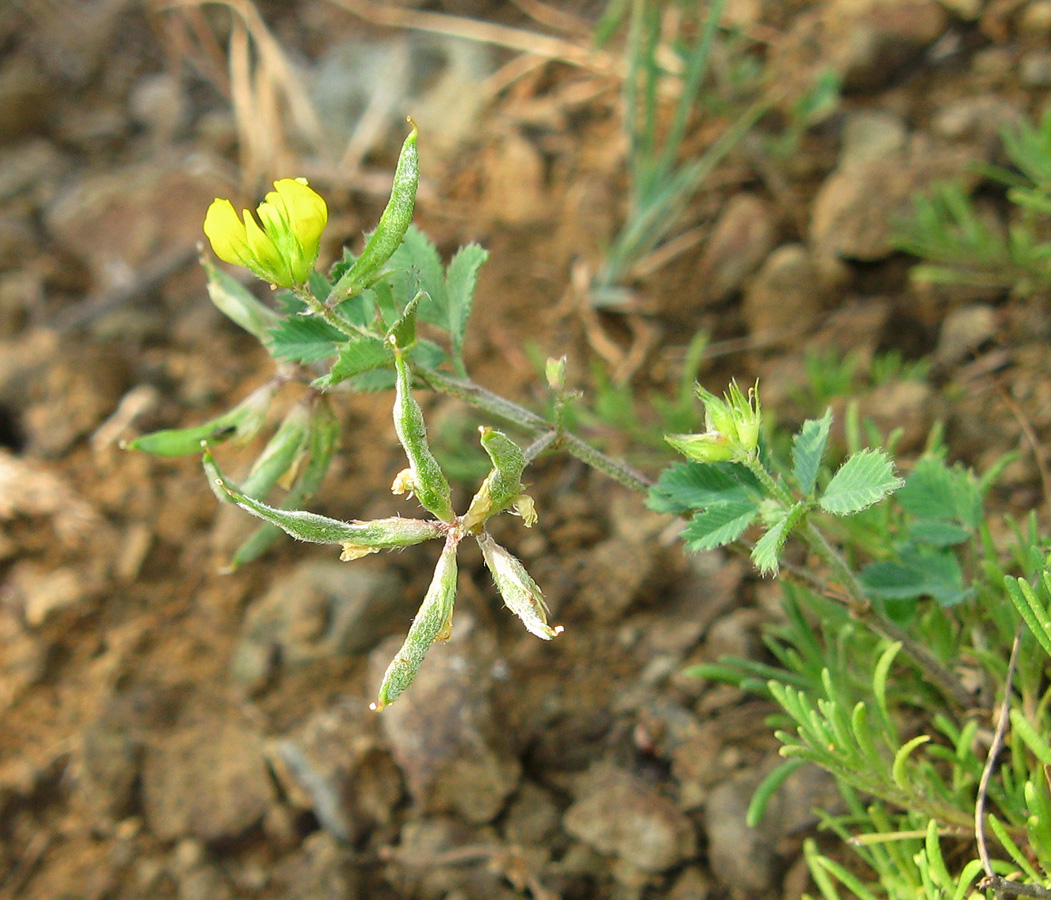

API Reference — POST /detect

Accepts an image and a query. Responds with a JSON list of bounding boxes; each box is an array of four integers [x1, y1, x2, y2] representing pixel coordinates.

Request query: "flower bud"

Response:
[[665, 431, 735, 462], [476, 532, 561, 640]]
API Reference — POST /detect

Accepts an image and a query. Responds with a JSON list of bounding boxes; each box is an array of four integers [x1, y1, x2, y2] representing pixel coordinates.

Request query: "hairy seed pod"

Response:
[[125, 381, 278, 457], [392, 347, 454, 522], [476, 531, 561, 640], [329, 119, 419, 304], [373, 535, 459, 709], [462, 427, 528, 530]]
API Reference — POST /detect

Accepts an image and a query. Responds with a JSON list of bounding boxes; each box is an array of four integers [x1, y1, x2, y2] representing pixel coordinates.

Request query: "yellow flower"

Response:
[[203, 178, 328, 288]]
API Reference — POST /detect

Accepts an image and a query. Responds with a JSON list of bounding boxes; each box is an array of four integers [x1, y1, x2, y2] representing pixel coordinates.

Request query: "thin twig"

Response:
[[974, 625, 1051, 899], [325, 0, 619, 76]]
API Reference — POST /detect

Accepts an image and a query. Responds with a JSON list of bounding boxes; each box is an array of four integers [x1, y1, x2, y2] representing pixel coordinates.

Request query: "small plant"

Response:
[[127, 117, 1051, 898], [590, 0, 767, 302], [897, 108, 1051, 297]]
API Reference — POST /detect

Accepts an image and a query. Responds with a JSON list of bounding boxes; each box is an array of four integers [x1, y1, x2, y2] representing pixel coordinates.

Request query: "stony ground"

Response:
[[3, 1, 1051, 899]]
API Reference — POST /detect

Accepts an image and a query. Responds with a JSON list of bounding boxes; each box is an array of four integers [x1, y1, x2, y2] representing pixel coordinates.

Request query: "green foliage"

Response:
[[897, 108, 1051, 296], [592, 0, 767, 297]]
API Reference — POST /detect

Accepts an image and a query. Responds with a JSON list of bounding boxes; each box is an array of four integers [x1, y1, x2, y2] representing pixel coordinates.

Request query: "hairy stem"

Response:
[[415, 367, 652, 494]]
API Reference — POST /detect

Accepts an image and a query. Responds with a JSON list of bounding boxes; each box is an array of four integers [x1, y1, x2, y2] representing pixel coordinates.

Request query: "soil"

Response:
[[2, 1, 1051, 899]]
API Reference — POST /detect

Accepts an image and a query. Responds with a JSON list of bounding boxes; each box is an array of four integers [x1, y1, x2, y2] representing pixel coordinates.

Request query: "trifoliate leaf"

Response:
[[819, 449, 903, 516], [792, 409, 832, 496], [682, 501, 758, 551]]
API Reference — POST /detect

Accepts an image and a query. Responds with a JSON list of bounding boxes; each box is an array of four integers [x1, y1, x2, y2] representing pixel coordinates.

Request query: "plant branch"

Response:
[[798, 520, 976, 710], [415, 367, 652, 494]]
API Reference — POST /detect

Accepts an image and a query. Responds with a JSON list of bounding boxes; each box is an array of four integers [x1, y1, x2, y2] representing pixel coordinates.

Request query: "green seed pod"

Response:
[[373, 536, 459, 710], [476, 531, 561, 640], [237, 402, 312, 499], [125, 381, 278, 457], [202, 258, 282, 340], [204, 449, 444, 548], [391, 346, 454, 522], [229, 398, 341, 569], [462, 427, 527, 531], [329, 119, 419, 305]]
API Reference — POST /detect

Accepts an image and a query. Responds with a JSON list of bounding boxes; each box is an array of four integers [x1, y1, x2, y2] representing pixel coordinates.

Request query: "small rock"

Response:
[[576, 538, 655, 622], [668, 866, 713, 900], [930, 94, 1023, 145], [810, 138, 974, 261], [742, 244, 826, 339], [20, 343, 131, 457], [230, 560, 405, 688], [141, 714, 274, 842], [128, 73, 187, 143], [371, 614, 521, 823], [503, 781, 560, 847], [270, 702, 402, 842], [839, 110, 907, 168], [271, 832, 361, 900], [696, 194, 777, 304], [0, 138, 70, 203], [44, 158, 227, 291], [935, 0, 982, 18], [0, 605, 46, 713], [563, 764, 697, 873], [834, 0, 950, 92], [936, 304, 997, 364], [1020, 50, 1051, 87], [9, 563, 87, 626], [705, 771, 778, 894], [1019, 1, 1051, 36], [852, 378, 937, 452], [0, 53, 50, 142], [703, 608, 764, 663]]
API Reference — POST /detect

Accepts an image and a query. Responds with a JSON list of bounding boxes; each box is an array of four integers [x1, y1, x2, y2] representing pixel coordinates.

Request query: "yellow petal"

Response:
[[203, 199, 252, 268], [242, 209, 289, 286]]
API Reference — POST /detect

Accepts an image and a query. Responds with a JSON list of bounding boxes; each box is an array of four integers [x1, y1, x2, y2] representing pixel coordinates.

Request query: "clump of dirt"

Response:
[[2, 1, 1049, 899]]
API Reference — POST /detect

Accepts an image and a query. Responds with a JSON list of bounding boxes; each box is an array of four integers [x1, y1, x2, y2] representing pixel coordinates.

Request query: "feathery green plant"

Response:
[[897, 108, 1051, 297]]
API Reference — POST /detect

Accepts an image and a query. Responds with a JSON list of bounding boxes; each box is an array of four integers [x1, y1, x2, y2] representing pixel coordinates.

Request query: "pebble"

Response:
[[563, 764, 697, 873], [839, 110, 907, 168], [270, 702, 402, 842], [936, 304, 998, 364], [141, 714, 274, 842], [1020, 50, 1051, 87], [1020, 1, 1051, 36], [230, 560, 405, 689], [696, 194, 777, 304], [810, 139, 974, 261], [270, 832, 360, 900], [742, 243, 826, 339]]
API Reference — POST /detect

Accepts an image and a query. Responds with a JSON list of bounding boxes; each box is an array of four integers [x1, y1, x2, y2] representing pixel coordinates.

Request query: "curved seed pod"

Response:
[[229, 398, 341, 569], [391, 346, 454, 522], [237, 402, 312, 499], [329, 119, 419, 305], [125, 381, 277, 457], [204, 449, 444, 548], [462, 427, 528, 531], [373, 536, 459, 710], [476, 531, 561, 640]]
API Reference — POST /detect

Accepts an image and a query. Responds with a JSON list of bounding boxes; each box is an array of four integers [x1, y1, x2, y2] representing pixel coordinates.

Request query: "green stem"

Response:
[[293, 287, 370, 340], [800, 520, 975, 709], [415, 367, 652, 494], [740, 452, 974, 708]]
